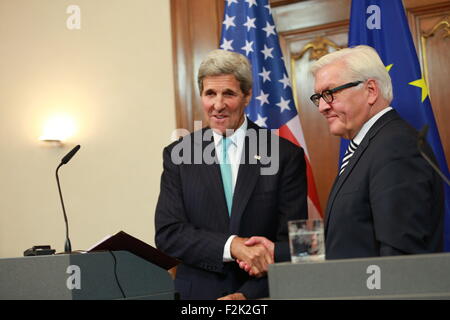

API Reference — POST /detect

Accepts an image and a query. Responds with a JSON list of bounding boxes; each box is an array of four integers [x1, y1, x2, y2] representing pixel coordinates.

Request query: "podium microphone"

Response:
[[417, 125, 449, 186], [56, 145, 81, 253]]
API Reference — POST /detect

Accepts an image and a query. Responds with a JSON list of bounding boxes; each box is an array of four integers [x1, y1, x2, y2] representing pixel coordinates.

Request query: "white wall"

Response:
[[0, 0, 175, 257]]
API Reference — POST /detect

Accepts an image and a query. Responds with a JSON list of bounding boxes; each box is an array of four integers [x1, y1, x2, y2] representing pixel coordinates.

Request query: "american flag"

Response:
[[220, 0, 322, 218]]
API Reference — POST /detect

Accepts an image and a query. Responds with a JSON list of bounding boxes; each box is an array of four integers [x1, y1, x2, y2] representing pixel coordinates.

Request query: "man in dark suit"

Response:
[[155, 50, 307, 299], [310, 45, 444, 259]]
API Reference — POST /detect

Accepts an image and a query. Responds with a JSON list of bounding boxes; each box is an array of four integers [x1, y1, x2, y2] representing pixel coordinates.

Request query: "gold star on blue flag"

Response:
[[409, 77, 429, 103]]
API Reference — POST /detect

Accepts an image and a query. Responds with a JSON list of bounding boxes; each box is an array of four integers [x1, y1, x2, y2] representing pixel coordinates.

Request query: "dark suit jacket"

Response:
[[325, 109, 444, 259], [155, 119, 307, 299]]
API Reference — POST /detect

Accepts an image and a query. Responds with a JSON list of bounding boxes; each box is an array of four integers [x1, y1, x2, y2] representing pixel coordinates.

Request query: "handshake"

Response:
[[230, 236, 274, 278], [217, 236, 274, 300]]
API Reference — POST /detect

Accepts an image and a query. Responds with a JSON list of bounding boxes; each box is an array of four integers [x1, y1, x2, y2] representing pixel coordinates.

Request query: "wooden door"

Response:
[[273, 0, 351, 210]]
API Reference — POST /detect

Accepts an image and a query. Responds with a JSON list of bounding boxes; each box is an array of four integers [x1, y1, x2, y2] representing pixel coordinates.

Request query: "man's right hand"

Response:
[[230, 236, 273, 277], [236, 236, 275, 276]]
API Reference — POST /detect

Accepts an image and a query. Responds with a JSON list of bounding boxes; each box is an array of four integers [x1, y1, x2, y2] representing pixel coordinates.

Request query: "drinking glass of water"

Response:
[[288, 219, 325, 263]]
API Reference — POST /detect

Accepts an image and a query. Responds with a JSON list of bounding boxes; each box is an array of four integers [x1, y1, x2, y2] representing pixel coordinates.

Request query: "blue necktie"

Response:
[[220, 138, 233, 215]]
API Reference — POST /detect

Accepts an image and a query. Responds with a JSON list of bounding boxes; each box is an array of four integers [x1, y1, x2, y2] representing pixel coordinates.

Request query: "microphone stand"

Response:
[[56, 163, 72, 253], [418, 125, 450, 186]]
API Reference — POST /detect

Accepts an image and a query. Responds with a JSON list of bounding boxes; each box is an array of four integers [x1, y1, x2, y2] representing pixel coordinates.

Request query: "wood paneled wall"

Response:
[[406, 0, 450, 169], [170, 0, 450, 211], [171, 0, 224, 132]]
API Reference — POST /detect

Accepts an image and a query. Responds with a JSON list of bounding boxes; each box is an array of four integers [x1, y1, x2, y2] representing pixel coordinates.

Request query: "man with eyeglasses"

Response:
[[310, 45, 443, 259]]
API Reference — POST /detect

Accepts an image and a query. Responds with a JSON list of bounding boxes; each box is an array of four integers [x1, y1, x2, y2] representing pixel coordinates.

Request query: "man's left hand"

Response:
[[237, 236, 275, 276]]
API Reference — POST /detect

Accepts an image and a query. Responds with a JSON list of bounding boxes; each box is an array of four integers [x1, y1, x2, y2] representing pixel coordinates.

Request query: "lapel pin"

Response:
[[254, 155, 261, 161]]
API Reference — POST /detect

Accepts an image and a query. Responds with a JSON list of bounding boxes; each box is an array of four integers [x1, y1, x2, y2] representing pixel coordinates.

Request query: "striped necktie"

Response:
[[220, 137, 233, 215], [339, 140, 358, 176]]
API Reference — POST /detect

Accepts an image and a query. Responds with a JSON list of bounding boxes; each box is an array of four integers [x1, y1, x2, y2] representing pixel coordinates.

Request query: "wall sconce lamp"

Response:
[[39, 114, 77, 147]]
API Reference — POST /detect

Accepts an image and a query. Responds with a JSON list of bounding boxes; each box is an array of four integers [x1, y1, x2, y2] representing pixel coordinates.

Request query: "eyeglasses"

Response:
[[310, 81, 363, 107]]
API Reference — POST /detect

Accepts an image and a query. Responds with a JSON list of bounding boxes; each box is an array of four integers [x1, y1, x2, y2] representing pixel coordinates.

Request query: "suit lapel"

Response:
[[324, 139, 369, 235], [324, 175, 340, 236], [197, 128, 230, 222], [325, 110, 399, 235], [229, 120, 262, 235]]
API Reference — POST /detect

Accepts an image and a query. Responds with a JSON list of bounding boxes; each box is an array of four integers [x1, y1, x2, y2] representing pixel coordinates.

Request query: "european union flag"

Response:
[[348, 0, 450, 251]]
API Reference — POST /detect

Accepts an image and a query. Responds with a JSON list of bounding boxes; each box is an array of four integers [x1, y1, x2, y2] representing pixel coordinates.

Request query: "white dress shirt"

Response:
[[353, 107, 393, 144], [212, 117, 247, 262]]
